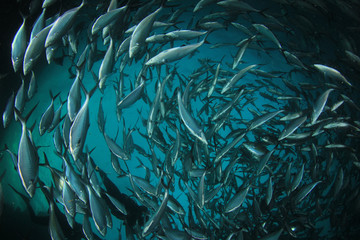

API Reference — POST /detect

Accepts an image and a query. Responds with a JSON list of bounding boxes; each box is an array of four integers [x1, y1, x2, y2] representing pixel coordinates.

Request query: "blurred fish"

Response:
[[2, 92, 15, 128]]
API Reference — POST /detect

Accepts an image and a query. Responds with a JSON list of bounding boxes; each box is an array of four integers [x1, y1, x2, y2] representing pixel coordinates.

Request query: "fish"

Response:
[[2, 92, 15, 128], [97, 97, 105, 134], [91, 5, 128, 36], [224, 185, 250, 213], [11, 18, 27, 73], [233, 36, 255, 69], [14, 104, 39, 198], [30, 9, 46, 41], [294, 181, 321, 204], [165, 30, 207, 41], [278, 115, 307, 141], [177, 91, 207, 145], [142, 187, 169, 237], [27, 71, 37, 99], [129, 5, 163, 59], [24, 23, 53, 75], [313, 64, 352, 87], [248, 109, 284, 131], [45, 1, 85, 48], [39, 91, 60, 136], [221, 64, 257, 94], [48, 187, 66, 240], [252, 23, 282, 49], [311, 89, 333, 125], [145, 34, 209, 66], [103, 132, 130, 160], [67, 73, 82, 122], [14, 79, 26, 115], [48, 97, 66, 132], [69, 85, 97, 161], [106, 193, 127, 215], [117, 79, 145, 111], [99, 38, 115, 91]]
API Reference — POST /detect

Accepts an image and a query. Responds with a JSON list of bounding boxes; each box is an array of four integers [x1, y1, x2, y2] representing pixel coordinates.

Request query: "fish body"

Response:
[[69, 86, 96, 161], [129, 6, 162, 58], [45, 1, 84, 48], [3, 92, 15, 128], [67, 75, 82, 122], [252, 23, 282, 49], [177, 91, 207, 145], [146, 37, 207, 66], [15, 108, 39, 198], [11, 18, 27, 73], [99, 38, 115, 90], [311, 89, 333, 124], [92, 6, 127, 35]]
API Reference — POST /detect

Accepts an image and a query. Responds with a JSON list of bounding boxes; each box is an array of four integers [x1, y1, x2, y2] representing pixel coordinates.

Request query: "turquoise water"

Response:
[[1, 0, 360, 239]]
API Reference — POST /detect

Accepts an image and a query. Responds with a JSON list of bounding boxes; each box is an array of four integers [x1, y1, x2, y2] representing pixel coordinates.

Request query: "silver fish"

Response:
[[177, 91, 207, 145], [103, 132, 130, 160], [15, 106, 39, 198], [39, 91, 59, 136], [99, 38, 115, 90], [142, 188, 169, 237], [313, 64, 352, 87], [224, 185, 250, 213], [221, 64, 257, 94], [105, 193, 127, 215], [129, 6, 162, 58], [30, 9, 46, 41], [249, 109, 284, 131], [86, 184, 107, 236], [49, 190, 66, 240], [3, 92, 15, 128], [146, 35, 208, 66], [252, 23, 282, 49], [15, 79, 26, 114], [69, 85, 97, 161], [91, 6, 127, 35], [294, 181, 321, 204], [67, 74, 82, 122], [117, 79, 145, 111], [45, 1, 84, 48], [27, 72, 37, 99], [311, 89, 333, 124], [11, 18, 27, 73], [279, 115, 307, 141]]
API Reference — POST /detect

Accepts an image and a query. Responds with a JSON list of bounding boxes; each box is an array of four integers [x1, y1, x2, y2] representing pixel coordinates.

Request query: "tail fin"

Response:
[[14, 102, 39, 125]]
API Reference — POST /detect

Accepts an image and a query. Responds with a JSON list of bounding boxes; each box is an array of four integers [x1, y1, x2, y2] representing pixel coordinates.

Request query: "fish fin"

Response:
[[28, 120, 37, 133], [14, 101, 39, 125], [41, 152, 50, 167]]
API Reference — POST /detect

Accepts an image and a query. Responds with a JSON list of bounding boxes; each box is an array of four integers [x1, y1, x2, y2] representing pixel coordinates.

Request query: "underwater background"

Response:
[[0, 0, 360, 239]]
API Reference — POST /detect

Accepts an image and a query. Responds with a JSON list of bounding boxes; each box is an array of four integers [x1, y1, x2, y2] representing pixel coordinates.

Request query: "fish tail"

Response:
[[14, 101, 39, 125], [41, 152, 50, 167], [160, 0, 168, 8]]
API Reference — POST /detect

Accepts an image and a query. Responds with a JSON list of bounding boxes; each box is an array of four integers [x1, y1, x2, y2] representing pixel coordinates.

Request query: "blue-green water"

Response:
[[1, 0, 360, 239]]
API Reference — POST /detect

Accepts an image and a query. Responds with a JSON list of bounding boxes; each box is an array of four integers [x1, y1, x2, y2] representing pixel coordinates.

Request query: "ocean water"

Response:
[[0, 0, 360, 239]]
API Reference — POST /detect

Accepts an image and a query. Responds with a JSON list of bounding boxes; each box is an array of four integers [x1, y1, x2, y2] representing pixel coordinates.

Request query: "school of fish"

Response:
[[2, 0, 360, 239]]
